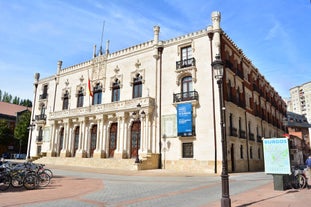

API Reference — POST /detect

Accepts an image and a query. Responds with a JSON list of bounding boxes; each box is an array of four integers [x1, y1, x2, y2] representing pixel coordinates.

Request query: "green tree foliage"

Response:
[[0, 89, 32, 107], [0, 120, 13, 145], [14, 111, 31, 153]]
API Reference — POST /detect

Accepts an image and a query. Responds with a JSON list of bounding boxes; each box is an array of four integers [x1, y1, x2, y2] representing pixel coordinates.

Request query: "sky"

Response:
[[0, 0, 310, 101]]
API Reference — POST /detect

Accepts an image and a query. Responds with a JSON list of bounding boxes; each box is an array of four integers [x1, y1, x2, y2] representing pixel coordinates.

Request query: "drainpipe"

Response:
[[208, 26, 217, 174]]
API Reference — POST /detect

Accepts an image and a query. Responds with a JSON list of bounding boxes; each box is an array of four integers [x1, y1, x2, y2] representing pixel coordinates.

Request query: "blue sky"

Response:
[[0, 0, 310, 100]]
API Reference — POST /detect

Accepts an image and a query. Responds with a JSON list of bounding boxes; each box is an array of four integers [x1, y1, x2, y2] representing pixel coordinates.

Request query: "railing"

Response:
[[239, 130, 246, 139], [35, 114, 46, 121], [176, 57, 196, 69], [39, 93, 48, 100], [36, 136, 43, 142], [173, 90, 199, 103], [230, 127, 238, 137], [249, 133, 255, 141]]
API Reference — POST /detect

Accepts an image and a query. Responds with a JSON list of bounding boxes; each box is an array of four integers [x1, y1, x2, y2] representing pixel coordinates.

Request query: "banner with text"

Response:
[[177, 103, 193, 136]]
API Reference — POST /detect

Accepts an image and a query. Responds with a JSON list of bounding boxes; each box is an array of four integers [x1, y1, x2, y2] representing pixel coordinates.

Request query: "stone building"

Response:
[[29, 11, 286, 173]]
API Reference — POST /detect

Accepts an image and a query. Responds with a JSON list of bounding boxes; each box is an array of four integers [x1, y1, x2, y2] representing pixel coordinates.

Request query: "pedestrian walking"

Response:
[[305, 155, 311, 188]]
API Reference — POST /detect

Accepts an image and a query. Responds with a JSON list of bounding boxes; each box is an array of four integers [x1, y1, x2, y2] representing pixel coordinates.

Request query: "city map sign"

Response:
[[263, 138, 291, 174]]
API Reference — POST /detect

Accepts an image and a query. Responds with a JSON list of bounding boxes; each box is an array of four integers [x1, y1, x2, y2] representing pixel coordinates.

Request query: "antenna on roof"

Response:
[[99, 21, 105, 55]]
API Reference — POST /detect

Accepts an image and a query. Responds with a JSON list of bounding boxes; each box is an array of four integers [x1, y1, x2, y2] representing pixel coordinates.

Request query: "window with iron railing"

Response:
[[173, 90, 199, 103]]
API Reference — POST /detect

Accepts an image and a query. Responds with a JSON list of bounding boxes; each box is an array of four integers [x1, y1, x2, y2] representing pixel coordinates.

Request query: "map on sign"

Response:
[[263, 138, 291, 174]]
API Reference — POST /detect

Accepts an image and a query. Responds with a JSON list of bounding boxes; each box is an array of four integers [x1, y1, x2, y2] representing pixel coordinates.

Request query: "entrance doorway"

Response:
[[109, 123, 117, 158], [130, 121, 141, 158], [90, 125, 97, 157]]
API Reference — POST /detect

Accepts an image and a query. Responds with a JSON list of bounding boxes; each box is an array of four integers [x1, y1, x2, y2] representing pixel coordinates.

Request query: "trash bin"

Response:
[[272, 174, 289, 191]]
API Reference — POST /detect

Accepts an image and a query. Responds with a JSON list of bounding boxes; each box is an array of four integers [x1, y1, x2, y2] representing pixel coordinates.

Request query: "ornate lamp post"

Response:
[[27, 121, 36, 160], [132, 103, 145, 163], [211, 54, 231, 207]]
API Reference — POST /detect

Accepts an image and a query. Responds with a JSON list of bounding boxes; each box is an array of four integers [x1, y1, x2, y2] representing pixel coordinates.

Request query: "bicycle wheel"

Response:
[[0, 174, 11, 191], [11, 174, 23, 188], [37, 172, 50, 187], [297, 174, 307, 189], [43, 169, 53, 179], [23, 173, 38, 190]]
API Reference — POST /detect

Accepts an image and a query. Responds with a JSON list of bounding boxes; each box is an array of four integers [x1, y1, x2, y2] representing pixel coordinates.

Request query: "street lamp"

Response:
[[211, 54, 231, 207], [132, 103, 145, 163], [27, 120, 36, 160]]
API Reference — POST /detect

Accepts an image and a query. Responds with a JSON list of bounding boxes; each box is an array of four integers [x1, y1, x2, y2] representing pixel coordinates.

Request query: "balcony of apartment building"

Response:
[[176, 57, 196, 70], [173, 90, 199, 103], [39, 93, 48, 100], [35, 114, 46, 125], [225, 87, 245, 108]]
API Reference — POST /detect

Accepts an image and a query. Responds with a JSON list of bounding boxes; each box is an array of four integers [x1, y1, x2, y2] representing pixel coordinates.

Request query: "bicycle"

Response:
[[287, 166, 307, 189]]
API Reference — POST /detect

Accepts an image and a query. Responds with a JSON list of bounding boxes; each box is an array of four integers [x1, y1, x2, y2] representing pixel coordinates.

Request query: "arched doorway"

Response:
[[109, 123, 117, 158], [90, 125, 97, 157], [73, 126, 79, 157], [130, 121, 141, 158], [58, 128, 64, 157]]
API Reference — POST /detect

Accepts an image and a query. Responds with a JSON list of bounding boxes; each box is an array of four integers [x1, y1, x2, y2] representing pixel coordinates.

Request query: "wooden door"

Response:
[[90, 125, 97, 157], [131, 121, 141, 158], [109, 123, 117, 158]]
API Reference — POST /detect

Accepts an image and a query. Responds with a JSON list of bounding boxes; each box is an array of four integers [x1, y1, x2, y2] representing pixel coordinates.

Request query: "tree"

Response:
[[14, 110, 31, 154], [0, 120, 13, 145]]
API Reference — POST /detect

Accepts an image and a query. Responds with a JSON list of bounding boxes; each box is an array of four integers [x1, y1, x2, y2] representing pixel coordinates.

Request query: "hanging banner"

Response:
[[263, 138, 291, 174], [177, 103, 192, 136]]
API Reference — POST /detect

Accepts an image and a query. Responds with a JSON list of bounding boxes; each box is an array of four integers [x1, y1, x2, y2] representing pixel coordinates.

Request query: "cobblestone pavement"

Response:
[[1, 164, 311, 207]]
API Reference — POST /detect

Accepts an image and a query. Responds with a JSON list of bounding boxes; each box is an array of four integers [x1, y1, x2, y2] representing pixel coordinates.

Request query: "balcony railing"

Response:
[[39, 93, 48, 100], [35, 114, 46, 121], [176, 57, 196, 69], [230, 127, 238, 137], [173, 90, 199, 103], [36, 136, 43, 142], [239, 130, 246, 139]]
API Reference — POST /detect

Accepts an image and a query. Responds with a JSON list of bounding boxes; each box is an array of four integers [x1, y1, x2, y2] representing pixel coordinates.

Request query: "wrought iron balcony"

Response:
[[39, 93, 48, 100], [35, 114, 46, 121], [176, 57, 196, 69], [230, 127, 238, 137], [36, 136, 43, 142], [173, 90, 199, 103]]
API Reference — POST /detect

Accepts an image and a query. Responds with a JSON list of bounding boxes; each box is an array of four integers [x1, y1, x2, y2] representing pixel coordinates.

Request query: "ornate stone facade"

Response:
[[29, 11, 286, 173]]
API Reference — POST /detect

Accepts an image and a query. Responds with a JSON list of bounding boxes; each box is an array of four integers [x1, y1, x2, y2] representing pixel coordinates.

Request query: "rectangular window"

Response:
[[77, 95, 83, 107], [182, 142, 193, 158], [112, 87, 120, 102]]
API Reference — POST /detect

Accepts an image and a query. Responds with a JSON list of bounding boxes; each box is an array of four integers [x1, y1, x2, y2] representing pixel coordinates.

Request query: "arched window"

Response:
[[62, 90, 69, 110], [112, 79, 120, 102], [77, 87, 84, 108], [133, 74, 142, 98], [181, 76, 193, 100], [92, 83, 102, 105]]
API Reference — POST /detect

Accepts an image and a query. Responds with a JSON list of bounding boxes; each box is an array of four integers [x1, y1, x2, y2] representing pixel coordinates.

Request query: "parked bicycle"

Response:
[[286, 165, 307, 189], [0, 161, 53, 191]]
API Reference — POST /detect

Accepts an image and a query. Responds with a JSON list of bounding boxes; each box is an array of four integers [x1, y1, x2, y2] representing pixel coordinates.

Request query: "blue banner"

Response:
[[177, 103, 192, 136]]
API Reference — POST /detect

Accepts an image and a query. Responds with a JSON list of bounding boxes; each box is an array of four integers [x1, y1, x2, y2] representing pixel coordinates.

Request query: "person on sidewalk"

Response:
[[305, 155, 311, 188]]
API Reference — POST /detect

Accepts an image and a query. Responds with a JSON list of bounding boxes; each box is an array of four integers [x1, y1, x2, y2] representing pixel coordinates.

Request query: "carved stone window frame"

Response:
[[110, 74, 123, 90]]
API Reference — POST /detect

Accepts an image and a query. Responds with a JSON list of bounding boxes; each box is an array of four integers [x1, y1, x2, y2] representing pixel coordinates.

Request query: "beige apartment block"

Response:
[[28, 11, 286, 173]]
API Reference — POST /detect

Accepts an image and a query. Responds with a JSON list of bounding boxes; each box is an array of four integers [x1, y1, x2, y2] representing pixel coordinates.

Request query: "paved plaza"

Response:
[[1, 164, 311, 207]]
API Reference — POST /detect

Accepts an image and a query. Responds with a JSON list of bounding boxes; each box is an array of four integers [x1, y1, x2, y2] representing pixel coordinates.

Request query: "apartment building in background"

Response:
[[28, 11, 286, 173]]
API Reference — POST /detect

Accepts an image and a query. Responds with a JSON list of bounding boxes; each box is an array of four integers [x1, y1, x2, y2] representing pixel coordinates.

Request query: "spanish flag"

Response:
[[88, 78, 93, 97]]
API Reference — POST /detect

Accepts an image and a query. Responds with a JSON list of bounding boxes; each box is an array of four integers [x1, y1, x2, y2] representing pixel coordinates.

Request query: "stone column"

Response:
[[47, 122, 56, 157], [76, 118, 86, 158], [93, 115, 104, 158]]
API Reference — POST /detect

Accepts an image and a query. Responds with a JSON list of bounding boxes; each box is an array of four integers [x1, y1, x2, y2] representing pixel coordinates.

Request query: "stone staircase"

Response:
[[33, 153, 160, 171], [34, 157, 139, 171]]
